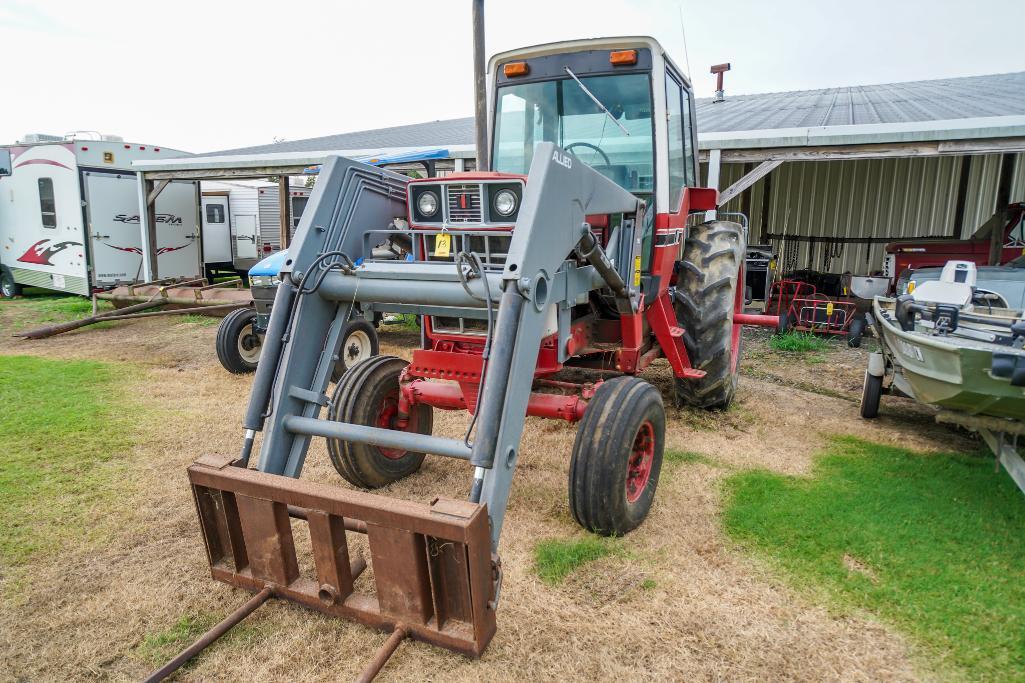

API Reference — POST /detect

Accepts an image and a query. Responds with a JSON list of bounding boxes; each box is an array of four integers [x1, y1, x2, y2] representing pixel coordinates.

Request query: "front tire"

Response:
[[569, 377, 666, 536], [216, 308, 262, 374], [674, 220, 746, 409], [327, 356, 432, 488]]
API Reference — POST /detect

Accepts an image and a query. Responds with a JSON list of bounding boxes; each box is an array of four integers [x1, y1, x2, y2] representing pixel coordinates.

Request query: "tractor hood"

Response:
[[250, 249, 288, 278]]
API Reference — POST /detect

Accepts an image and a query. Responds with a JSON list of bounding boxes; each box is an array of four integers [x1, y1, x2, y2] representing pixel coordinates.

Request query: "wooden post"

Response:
[[279, 176, 291, 250], [144, 179, 159, 280]]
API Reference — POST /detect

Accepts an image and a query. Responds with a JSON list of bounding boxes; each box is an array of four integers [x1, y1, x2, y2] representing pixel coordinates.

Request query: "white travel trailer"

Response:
[[0, 134, 199, 297], [200, 180, 310, 277]]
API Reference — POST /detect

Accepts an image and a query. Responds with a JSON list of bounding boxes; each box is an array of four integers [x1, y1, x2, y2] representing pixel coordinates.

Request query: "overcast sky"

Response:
[[2, 0, 1023, 153]]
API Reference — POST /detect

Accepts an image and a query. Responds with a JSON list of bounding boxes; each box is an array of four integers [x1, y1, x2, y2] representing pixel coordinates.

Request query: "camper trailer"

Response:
[[0, 134, 199, 297], [200, 180, 310, 278]]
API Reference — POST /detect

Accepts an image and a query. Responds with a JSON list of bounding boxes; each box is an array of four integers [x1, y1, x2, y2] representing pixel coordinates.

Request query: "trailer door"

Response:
[[201, 195, 232, 264], [154, 181, 200, 279], [234, 214, 259, 260], [83, 171, 145, 285]]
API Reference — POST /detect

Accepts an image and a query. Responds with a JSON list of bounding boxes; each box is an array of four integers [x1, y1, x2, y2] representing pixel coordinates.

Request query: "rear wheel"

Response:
[[331, 319, 379, 382], [674, 220, 746, 409], [216, 308, 262, 374], [327, 355, 431, 488], [0, 266, 21, 298], [568, 377, 665, 536]]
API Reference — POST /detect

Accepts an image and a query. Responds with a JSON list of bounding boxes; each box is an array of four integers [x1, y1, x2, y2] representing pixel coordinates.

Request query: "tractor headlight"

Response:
[[417, 191, 439, 218], [493, 189, 517, 217], [250, 275, 281, 288]]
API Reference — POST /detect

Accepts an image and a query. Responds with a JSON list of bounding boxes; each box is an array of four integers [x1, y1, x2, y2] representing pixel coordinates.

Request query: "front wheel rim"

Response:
[[236, 323, 262, 363], [343, 329, 373, 367], [625, 420, 655, 503]]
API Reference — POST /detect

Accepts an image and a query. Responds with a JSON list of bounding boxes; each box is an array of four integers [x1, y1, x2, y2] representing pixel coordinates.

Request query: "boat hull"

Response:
[[874, 298, 1025, 420]]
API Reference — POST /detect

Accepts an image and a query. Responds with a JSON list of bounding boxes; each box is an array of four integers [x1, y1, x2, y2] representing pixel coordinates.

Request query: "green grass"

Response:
[[723, 436, 1025, 680], [0, 355, 136, 565], [381, 313, 420, 331], [138, 613, 269, 666], [534, 536, 622, 585], [176, 314, 220, 327], [769, 330, 832, 354]]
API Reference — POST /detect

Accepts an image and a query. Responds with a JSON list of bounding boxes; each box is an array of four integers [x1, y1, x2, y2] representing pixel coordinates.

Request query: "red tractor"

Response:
[[176, 36, 778, 678]]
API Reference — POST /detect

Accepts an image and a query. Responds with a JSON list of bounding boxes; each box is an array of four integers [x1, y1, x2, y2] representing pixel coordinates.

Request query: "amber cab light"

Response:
[[610, 49, 638, 65], [503, 61, 530, 77]]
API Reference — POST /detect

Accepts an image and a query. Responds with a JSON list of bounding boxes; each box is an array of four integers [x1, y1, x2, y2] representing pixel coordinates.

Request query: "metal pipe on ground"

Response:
[[143, 586, 273, 683], [13, 299, 166, 339]]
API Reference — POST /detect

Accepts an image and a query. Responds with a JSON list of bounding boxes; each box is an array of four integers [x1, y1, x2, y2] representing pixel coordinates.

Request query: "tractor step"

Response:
[[186, 454, 497, 668], [679, 368, 707, 379], [669, 326, 685, 338]]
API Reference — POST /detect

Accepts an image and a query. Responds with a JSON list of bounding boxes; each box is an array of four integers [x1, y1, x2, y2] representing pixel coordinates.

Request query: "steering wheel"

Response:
[[973, 288, 1009, 309], [565, 142, 612, 166]]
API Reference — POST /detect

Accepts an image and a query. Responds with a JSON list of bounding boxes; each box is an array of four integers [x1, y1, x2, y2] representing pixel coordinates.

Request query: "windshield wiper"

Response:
[[563, 67, 630, 136]]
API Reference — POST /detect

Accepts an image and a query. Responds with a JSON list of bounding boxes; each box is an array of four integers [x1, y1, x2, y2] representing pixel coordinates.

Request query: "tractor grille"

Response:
[[446, 184, 483, 224]]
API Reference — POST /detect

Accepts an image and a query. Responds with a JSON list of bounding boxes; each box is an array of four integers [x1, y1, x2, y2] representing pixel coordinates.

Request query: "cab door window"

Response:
[[664, 73, 688, 210]]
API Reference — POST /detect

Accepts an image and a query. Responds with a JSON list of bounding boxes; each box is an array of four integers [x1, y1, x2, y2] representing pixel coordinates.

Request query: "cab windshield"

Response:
[[492, 73, 654, 194]]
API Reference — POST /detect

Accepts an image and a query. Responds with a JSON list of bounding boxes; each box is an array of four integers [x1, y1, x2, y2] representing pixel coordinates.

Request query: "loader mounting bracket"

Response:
[[187, 455, 497, 658]]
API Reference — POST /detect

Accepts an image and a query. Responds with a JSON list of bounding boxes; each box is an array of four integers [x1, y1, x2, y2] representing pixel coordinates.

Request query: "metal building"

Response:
[[698, 70, 1025, 275], [133, 71, 1025, 281]]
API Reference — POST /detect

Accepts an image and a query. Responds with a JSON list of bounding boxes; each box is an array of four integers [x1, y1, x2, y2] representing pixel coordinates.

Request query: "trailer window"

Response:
[[38, 178, 57, 229], [205, 203, 226, 224]]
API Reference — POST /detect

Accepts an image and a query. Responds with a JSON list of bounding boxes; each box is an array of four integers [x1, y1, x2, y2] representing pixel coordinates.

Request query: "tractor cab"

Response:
[[402, 37, 717, 365]]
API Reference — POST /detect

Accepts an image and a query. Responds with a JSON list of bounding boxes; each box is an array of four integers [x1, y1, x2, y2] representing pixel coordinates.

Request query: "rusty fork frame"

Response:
[[145, 453, 497, 681]]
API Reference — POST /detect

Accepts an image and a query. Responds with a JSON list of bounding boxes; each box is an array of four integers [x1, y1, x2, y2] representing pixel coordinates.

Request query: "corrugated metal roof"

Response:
[[186, 71, 1025, 160], [694, 71, 1025, 133], [193, 118, 475, 158]]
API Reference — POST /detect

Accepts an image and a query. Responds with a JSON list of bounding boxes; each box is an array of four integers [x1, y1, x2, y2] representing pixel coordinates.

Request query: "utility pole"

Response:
[[472, 0, 489, 171]]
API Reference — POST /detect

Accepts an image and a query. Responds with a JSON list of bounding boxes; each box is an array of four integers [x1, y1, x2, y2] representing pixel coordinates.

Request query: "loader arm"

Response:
[[247, 143, 641, 547]]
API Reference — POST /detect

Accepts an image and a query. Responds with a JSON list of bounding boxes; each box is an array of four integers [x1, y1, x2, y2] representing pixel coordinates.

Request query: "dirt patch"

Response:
[[0, 303, 972, 681]]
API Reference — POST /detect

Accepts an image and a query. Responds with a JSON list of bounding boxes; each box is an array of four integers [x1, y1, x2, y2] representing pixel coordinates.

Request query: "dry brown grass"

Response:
[[0, 304, 973, 681]]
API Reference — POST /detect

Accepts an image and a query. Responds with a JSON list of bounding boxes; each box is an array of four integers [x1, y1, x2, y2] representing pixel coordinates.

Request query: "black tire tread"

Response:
[[861, 371, 882, 419], [673, 220, 746, 409], [215, 308, 260, 374], [327, 355, 430, 488], [569, 376, 665, 536]]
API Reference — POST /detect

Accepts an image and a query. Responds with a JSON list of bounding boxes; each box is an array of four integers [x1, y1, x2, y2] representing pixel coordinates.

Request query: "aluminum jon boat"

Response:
[[861, 261, 1025, 493]]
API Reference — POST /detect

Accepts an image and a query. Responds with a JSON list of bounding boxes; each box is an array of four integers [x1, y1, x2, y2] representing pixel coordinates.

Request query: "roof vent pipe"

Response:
[[710, 63, 731, 103]]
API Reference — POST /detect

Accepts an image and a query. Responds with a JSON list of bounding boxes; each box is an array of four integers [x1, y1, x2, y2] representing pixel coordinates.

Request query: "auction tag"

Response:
[[826, 302, 834, 316], [435, 233, 451, 258], [633, 255, 642, 286]]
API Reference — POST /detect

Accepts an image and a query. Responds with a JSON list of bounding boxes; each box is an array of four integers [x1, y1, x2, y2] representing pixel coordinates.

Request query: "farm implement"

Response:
[[152, 36, 779, 681]]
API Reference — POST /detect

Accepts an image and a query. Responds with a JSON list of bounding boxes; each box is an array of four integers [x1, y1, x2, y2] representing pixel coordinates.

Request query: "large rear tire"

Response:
[[327, 355, 431, 488], [673, 220, 746, 409], [568, 377, 666, 536], [216, 308, 262, 374]]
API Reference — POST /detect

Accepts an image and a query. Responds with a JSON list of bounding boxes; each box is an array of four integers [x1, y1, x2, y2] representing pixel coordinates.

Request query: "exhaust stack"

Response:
[[711, 62, 731, 103]]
